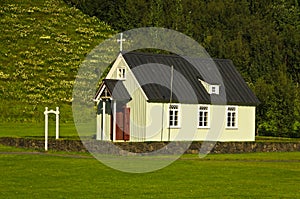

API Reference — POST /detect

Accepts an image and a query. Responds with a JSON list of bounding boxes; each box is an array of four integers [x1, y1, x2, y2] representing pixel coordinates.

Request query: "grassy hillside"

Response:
[[0, 0, 115, 122]]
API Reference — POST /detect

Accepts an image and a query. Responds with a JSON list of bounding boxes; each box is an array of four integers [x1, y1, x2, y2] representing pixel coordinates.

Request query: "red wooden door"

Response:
[[115, 107, 130, 141], [115, 111, 124, 140], [123, 107, 130, 141]]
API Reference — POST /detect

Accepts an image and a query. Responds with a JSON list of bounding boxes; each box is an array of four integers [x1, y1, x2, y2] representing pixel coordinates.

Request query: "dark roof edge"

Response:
[[146, 100, 259, 106]]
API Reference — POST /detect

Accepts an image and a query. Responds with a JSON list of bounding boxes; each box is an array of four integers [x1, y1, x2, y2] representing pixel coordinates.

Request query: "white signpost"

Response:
[[44, 107, 60, 151]]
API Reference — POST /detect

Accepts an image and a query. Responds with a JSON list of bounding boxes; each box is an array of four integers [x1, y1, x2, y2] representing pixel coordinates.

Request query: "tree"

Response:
[[64, 0, 300, 137]]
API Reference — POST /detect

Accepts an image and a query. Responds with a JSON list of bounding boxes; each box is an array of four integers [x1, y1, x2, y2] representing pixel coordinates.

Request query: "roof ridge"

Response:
[[122, 51, 232, 62]]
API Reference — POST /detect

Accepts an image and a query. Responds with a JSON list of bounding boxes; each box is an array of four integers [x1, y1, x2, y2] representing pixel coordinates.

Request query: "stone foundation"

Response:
[[0, 137, 299, 154]]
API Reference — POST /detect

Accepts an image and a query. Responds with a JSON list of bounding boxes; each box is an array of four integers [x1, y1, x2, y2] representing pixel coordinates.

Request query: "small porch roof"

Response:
[[95, 79, 131, 101]]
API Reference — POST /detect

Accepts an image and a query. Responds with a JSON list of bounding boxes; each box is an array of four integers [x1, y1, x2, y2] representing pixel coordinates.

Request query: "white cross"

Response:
[[117, 33, 126, 52]]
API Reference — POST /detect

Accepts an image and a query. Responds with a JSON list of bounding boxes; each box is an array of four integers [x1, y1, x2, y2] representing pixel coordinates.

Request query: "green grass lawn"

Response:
[[0, 122, 97, 139], [1, 122, 300, 142], [0, 146, 299, 198], [0, 122, 79, 138]]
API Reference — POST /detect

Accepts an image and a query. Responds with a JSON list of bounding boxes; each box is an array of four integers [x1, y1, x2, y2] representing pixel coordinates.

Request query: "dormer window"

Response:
[[117, 67, 126, 79], [211, 86, 216, 93], [198, 78, 220, 95], [209, 85, 219, 95]]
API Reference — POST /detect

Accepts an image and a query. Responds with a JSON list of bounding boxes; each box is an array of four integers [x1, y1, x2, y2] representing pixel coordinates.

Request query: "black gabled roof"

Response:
[[95, 79, 131, 101], [122, 51, 259, 106]]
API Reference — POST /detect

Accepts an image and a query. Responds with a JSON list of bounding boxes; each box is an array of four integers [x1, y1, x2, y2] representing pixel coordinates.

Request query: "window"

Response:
[[169, 104, 180, 128], [209, 85, 219, 94], [226, 106, 238, 128], [117, 67, 126, 79], [198, 79, 220, 95], [211, 86, 216, 93], [198, 105, 210, 128]]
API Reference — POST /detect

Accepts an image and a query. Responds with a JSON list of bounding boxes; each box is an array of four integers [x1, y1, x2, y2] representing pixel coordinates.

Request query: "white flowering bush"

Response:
[[0, 0, 115, 122]]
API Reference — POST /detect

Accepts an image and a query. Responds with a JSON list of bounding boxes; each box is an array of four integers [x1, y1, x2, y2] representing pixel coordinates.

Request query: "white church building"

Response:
[[94, 51, 260, 142]]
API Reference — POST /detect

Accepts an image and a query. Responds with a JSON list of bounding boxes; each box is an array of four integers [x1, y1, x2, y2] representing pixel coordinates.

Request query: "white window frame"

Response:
[[168, 104, 181, 128], [117, 67, 126, 79], [226, 106, 238, 129], [211, 86, 216, 93], [198, 105, 210, 128], [209, 85, 219, 95]]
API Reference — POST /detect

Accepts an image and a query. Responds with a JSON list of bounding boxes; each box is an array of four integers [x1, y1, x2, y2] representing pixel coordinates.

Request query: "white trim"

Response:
[[226, 106, 238, 129], [102, 100, 106, 140], [55, 108, 59, 139], [198, 78, 220, 95], [168, 104, 181, 128], [197, 104, 210, 129], [112, 100, 117, 141], [106, 53, 149, 101], [116, 67, 126, 80], [44, 108, 48, 151], [96, 113, 101, 140], [106, 53, 123, 78], [44, 107, 60, 151], [121, 54, 149, 100], [94, 85, 107, 102], [209, 85, 219, 95]]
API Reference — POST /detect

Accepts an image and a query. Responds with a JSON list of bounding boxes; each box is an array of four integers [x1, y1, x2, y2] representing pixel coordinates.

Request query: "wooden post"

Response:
[[55, 107, 59, 139], [161, 103, 164, 141], [113, 100, 117, 142], [44, 107, 60, 151], [96, 101, 101, 140], [102, 100, 106, 140], [44, 107, 48, 151]]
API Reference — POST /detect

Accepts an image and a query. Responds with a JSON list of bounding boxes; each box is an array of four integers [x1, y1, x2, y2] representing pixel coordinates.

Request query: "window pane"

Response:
[[174, 115, 178, 122], [199, 106, 209, 127], [226, 106, 237, 128], [227, 116, 231, 126], [169, 105, 180, 127]]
